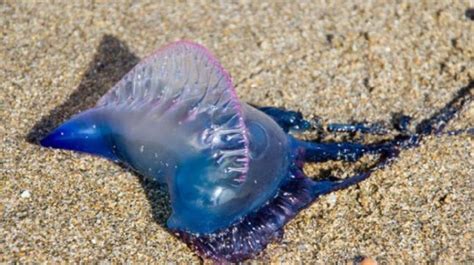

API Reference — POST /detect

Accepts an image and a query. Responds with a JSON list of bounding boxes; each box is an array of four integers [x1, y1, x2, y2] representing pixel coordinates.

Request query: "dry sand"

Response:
[[1, 0, 473, 263]]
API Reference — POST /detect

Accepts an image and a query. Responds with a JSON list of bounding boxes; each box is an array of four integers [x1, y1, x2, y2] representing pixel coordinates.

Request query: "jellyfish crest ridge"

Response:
[[98, 41, 250, 185]]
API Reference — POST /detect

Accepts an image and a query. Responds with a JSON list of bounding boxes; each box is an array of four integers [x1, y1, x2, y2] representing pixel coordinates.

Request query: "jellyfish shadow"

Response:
[[26, 34, 172, 227], [26, 35, 140, 143]]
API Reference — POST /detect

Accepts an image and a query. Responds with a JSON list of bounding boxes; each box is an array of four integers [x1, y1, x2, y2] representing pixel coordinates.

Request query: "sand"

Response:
[[1, 0, 473, 263]]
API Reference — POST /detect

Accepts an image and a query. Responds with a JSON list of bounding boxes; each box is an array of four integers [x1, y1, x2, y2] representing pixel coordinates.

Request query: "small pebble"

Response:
[[326, 193, 337, 207], [360, 257, 377, 265], [20, 190, 31, 199]]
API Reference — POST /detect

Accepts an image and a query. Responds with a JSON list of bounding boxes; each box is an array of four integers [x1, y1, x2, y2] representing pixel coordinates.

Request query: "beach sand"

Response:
[[1, 1, 473, 263]]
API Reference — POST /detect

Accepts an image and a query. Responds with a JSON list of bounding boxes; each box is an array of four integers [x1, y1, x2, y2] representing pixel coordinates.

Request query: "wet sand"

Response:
[[1, 1, 473, 263]]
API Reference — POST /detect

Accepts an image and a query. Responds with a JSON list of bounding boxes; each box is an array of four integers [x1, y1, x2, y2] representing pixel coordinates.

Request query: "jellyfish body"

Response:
[[41, 41, 473, 262], [41, 42, 293, 235]]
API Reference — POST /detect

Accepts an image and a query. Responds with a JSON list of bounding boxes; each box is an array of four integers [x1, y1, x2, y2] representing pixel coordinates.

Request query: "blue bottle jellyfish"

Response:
[[40, 41, 473, 262]]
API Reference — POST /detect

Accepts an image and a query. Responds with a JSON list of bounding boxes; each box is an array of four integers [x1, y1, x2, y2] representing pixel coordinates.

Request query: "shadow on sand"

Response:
[[26, 35, 172, 227], [26, 35, 140, 143]]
